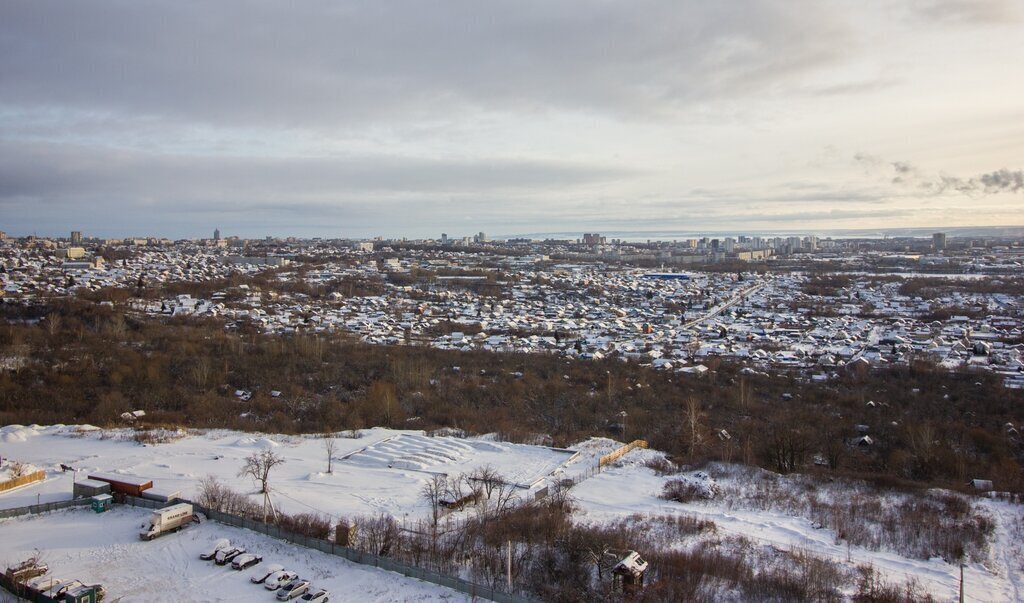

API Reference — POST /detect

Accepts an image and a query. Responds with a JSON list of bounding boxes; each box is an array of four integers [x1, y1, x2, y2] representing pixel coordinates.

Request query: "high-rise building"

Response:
[[441, 233, 448, 244], [70, 230, 82, 244], [932, 232, 946, 252], [214, 228, 221, 241]]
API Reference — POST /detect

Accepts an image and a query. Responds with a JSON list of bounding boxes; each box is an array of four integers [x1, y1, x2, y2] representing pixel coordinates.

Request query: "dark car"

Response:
[[231, 553, 263, 570]]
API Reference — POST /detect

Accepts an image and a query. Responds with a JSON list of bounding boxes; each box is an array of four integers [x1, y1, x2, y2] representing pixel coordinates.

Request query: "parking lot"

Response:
[[0, 505, 468, 602]]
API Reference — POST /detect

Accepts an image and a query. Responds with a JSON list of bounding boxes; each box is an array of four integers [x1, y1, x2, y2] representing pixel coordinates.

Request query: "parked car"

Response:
[[40, 580, 81, 600], [200, 538, 231, 560], [250, 564, 284, 584], [215, 547, 245, 565], [231, 553, 263, 570], [300, 589, 330, 603], [264, 570, 299, 590], [276, 578, 310, 601], [26, 577, 63, 594]]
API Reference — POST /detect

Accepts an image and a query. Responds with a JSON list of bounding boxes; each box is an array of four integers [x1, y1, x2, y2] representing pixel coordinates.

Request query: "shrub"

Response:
[[644, 457, 678, 475], [662, 478, 716, 503]]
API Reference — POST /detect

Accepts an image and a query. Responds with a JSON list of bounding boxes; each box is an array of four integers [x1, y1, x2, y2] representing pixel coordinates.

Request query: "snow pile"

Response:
[[1, 425, 39, 443], [568, 436, 623, 457], [346, 434, 477, 471], [234, 436, 281, 448], [0, 462, 41, 482], [567, 436, 666, 469]]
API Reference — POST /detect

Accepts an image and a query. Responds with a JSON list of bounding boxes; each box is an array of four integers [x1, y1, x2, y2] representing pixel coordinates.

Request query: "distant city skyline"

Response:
[[2, 2, 1023, 238]]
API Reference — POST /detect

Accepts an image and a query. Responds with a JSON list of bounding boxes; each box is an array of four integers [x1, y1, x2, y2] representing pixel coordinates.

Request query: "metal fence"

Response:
[[0, 494, 535, 601], [0, 497, 90, 520], [121, 496, 534, 603]]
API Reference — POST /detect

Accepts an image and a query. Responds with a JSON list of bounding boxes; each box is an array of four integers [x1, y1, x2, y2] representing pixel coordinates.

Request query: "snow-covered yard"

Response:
[[572, 454, 1024, 602], [2, 424, 1021, 601], [0, 505, 468, 602], [0, 424, 580, 520]]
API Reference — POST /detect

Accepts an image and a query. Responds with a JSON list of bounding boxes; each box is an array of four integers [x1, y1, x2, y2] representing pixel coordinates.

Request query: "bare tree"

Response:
[[238, 448, 285, 494], [189, 357, 211, 390], [323, 435, 337, 474], [421, 474, 447, 527], [470, 465, 516, 518], [45, 312, 62, 337], [358, 513, 401, 556], [683, 396, 707, 459]]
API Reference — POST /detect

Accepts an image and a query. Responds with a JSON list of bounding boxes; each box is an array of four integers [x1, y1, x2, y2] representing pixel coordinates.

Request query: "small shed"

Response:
[[91, 494, 113, 513], [140, 485, 180, 503], [63, 584, 100, 603], [87, 472, 153, 497], [612, 550, 649, 591], [969, 479, 994, 492], [73, 479, 111, 499]]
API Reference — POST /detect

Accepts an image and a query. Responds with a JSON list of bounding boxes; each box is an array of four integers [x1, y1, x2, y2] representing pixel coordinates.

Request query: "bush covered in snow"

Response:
[[661, 471, 720, 502]]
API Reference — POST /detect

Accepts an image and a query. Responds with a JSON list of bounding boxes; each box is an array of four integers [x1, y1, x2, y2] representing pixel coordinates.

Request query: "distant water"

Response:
[[504, 225, 1024, 242]]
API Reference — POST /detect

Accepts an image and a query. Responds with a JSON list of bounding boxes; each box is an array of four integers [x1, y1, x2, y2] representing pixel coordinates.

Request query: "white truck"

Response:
[[139, 503, 196, 540]]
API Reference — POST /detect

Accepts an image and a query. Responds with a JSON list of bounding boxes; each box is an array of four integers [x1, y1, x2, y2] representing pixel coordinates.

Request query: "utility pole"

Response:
[[959, 562, 965, 603], [606, 371, 612, 405], [507, 540, 512, 592]]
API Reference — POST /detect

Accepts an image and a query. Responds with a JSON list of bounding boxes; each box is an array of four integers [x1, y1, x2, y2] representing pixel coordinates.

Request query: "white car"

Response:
[[26, 577, 63, 592], [41, 579, 81, 600], [250, 564, 284, 584], [301, 589, 330, 603], [214, 547, 245, 565], [276, 578, 310, 601], [199, 538, 231, 560], [264, 570, 299, 590], [231, 553, 263, 570]]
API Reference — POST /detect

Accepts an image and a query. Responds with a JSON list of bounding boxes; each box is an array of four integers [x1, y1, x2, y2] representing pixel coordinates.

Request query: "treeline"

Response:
[[1, 298, 1022, 493]]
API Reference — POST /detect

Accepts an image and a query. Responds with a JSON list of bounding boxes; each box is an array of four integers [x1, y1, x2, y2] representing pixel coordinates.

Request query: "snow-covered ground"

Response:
[[0, 505, 468, 602], [2, 424, 1021, 601], [0, 424, 581, 520], [571, 452, 1024, 603]]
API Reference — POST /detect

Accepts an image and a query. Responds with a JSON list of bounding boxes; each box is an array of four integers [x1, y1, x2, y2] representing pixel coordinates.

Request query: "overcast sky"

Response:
[[2, 1, 1023, 239]]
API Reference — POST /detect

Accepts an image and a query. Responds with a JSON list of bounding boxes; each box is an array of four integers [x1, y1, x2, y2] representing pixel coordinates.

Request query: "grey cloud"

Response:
[[978, 169, 1024, 193], [855, 154, 1024, 195], [803, 78, 902, 97], [917, 168, 1023, 195], [0, 1, 850, 129], [0, 141, 635, 202], [0, 139, 641, 237], [909, 0, 1019, 25]]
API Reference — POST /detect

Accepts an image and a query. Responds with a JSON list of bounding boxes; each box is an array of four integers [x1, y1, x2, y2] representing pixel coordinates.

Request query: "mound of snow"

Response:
[[233, 436, 279, 448], [1, 426, 39, 442], [2, 431, 28, 443]]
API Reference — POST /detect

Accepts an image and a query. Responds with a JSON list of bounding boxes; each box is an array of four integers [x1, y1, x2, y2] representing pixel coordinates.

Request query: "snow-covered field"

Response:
[[571, 452, 1024, 603], [2, 424, 1021, 602], [0, 505, 468, 602], [0, 424, 581, 519]]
